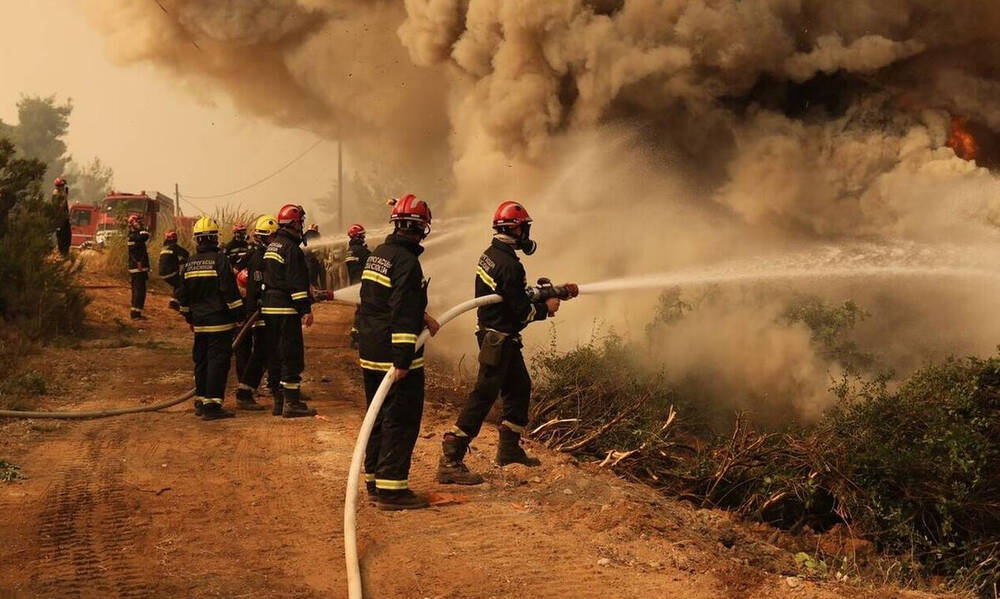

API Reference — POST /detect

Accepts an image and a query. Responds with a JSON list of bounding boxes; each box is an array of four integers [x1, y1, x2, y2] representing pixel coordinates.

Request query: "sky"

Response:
[[0, 0, 344, 219]]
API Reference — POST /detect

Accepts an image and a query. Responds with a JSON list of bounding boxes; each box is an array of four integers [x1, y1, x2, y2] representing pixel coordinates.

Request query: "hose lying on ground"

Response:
[[0, 310, 261, 420], [344, 294, 503, 599]]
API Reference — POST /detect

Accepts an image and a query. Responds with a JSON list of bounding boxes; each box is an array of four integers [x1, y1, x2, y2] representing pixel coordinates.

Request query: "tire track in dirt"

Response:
[[34, 423, 153, 598]]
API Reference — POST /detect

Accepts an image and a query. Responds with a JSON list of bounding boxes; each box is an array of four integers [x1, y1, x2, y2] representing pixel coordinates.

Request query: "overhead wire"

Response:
[[181, 139, 325, 200]]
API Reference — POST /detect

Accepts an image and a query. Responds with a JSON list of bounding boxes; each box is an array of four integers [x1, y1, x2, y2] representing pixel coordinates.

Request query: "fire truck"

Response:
[[70, 191, 189, 248]]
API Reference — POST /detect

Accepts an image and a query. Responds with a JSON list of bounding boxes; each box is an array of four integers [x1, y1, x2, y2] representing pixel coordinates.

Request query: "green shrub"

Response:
[[0, 138, 88, 341], [0, 461, 21, 482], [530, 292, 999, 595]]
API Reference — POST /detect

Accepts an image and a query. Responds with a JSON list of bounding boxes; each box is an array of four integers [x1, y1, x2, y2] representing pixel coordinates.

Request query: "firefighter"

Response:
[[303, 224, 326, 290], [176, 216, 245, 420], [345, 223, 370, 349], [127, 214, 151, 320], [158, 230, 190, 311], [357, 194, 439, 510], [437, 201, 577, 485], [52, 177, 71, 256], [225, 223, 250, 270], [262, 204, 317, 418], [233, 214, 279, 412]]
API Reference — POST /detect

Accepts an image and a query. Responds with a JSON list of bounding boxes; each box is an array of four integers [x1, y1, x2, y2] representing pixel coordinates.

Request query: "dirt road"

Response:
[[0, 280, 950, 598]]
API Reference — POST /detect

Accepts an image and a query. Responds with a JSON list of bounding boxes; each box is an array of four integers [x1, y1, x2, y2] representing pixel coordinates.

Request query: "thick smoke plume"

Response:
[[84, 0, 1000, 420]]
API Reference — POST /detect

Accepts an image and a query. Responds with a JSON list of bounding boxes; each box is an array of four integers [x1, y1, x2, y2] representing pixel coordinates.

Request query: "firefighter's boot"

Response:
[[366, 481, 378, 503], [201, 401, 235, 421], [376, 489, 429, 511], [271, 388, 284, 416], [193, 398, 204, 417], [282, 389, 316, 418], [235, 387, 265, 411], [496, 427, 541, 467], [437, 433, 484, 485]]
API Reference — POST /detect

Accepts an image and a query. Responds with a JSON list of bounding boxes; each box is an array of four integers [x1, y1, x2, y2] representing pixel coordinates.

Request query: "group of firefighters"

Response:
[[108, 179, 578, 510]]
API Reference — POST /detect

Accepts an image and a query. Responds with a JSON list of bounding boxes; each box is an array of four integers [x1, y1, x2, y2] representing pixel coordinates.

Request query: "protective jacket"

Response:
[[177, 243, 245, 332], [346, 238, 370, 285], [262, 228, 313, 316], [158, 242, 190, 286], [357, 234, 427, 371], [244, 241, 267, 310], [224, 237, 250, 271], [127, 228, 151, 273], [474, 238, 547, 336]]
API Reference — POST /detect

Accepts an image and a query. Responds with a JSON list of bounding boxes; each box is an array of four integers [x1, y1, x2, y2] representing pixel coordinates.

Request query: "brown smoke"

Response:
[[82, 0, 1000, 419]]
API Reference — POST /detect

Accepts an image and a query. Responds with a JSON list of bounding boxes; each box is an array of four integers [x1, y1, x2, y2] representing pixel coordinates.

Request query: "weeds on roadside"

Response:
[[530, 290, 999, 596], [0, 461, 21, 482]]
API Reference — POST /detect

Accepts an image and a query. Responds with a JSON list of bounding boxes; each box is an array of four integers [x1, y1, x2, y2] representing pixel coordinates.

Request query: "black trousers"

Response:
[[239, 325, 273, 390], [363, 367, 425, 490], [56, 219, 71, 256], [455, 334, 532, 438], [129, 272, 148, 316], [193, 329, 235, 404], [264, 313, 304, 401]]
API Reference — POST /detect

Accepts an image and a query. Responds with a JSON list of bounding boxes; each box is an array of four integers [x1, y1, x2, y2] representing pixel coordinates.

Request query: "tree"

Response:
[[65, 156, 114, 203], [10, 95, 73, 182], [0, 136, 87, 334]]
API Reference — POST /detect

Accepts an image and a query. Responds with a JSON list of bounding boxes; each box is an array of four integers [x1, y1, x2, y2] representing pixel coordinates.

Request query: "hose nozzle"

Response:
[[527, 278, 579, 302]]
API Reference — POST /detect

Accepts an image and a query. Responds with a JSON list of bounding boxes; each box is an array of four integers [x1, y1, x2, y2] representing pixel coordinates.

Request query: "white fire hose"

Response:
[[344, 293, 503, 599]]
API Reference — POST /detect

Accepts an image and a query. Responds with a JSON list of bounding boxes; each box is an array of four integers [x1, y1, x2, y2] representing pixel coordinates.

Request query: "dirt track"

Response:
[[0, 277, 952, 598]]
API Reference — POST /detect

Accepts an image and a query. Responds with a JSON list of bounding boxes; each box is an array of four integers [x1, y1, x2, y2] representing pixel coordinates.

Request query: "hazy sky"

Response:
[[0, 0, 343, 219]]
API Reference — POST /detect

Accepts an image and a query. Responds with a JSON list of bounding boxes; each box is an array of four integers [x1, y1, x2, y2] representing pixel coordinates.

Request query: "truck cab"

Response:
[[69, 202, 98, 247]]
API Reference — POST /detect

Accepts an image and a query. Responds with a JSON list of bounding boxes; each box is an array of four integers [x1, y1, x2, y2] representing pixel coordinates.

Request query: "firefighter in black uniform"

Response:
[[437, 201, 577, 485], [345, 223, 370, 349], [263, 204, 317, 418], [358, 194, 440, 510], [52, 177, 71, 256], [176, 216, 245, 420], [127, 214, 151, 319], [158, 229, 189, 311], [234, 214, 279, 412], [225, 223, 250, 270]]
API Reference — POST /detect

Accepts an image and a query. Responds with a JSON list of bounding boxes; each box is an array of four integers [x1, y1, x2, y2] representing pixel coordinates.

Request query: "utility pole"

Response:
[[337, 138, 344, 232], [175, 183, 182, 216]]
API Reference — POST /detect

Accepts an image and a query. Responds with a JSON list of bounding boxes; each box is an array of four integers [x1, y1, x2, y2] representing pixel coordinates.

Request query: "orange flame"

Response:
[[947, 116, 978, 161]]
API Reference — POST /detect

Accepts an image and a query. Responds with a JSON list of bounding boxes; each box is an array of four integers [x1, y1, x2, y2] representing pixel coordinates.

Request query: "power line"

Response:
[[182, 139, 325, 200]]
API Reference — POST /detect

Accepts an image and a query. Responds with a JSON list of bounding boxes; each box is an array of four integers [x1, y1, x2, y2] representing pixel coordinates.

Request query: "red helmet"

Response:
[[347, 224, 366, 239], [164, 230, 178, 242], [127, 214, 141, 227], [236, 269, 248, 290], [54, 177, 66, 188], [493, 201, 532, 229], [277, 204, 306, 226], [232, 223, 247, 233], [390, 194, 432, 235]]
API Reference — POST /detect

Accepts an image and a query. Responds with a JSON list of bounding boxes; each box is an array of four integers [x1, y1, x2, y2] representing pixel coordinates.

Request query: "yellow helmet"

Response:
[[193, 216, 220, 238], [254, 214, 279, 238]]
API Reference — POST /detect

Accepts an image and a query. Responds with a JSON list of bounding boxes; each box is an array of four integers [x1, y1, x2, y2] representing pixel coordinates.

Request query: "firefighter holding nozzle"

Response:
[[437, 201, 578, 485]]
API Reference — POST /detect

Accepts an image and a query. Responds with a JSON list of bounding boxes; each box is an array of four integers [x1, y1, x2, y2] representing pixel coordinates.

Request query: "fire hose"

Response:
[[345, 281, 577, 599], [0, 309, 262, 420]]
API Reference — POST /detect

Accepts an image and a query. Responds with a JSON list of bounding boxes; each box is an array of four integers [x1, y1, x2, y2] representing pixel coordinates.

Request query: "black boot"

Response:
[[366, 481, 378, 503], [376, 489, 429, 511], [193, 398, 204, 417], [282, 389, 316, 418], [496, 427, 541, 467], [235, 387, 265, 411], [201, 402, 235, 421], [271, 388, 284, 416], [437, 433, 484, 485]]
